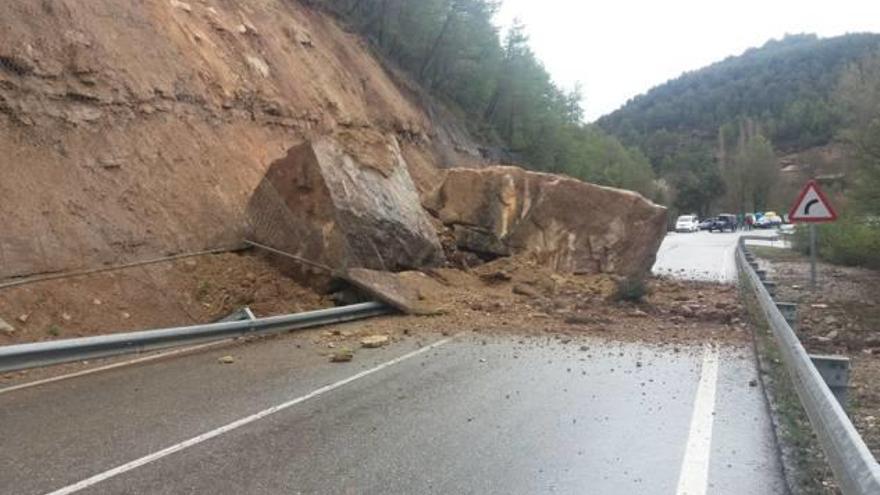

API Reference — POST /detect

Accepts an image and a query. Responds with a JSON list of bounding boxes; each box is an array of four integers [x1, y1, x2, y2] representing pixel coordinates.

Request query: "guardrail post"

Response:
[[775, 302, 798, 330], [756, 269, 767, 281], [763, 280, 778, 298], [810, 354, 851, 410]]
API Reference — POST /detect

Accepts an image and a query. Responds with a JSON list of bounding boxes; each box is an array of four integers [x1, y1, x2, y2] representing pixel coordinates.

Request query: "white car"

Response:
[[675, 215, 700, 233]]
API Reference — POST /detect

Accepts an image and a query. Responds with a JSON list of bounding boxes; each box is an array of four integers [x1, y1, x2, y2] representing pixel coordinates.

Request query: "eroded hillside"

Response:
[[0, 0, 481, 279]]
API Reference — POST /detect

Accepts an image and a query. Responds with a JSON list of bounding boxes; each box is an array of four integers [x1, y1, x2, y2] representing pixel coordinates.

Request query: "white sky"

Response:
[[497, 0, 880, 122]]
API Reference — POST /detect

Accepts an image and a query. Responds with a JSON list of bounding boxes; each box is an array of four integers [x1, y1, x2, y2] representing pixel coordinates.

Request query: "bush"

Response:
[[792, 218, 880, 269], [613, 277, 649, 302]]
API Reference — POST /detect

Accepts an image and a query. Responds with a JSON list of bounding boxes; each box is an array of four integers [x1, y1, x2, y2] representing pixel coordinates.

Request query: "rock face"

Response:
[[425, 166, 667, 278], [246, 133, 444, 285]]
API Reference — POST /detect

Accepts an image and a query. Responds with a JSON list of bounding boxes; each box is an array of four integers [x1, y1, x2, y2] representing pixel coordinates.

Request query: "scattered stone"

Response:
[[512, 284, 540, 298], [218, 355, 235, 364], [0, 318, 14, 335], [121, 312, 131, 319], [825, 330, 839, 341], [330, 349, 354, 363], [246, 55, 270, 78], [360, 335, 390, 348], [61, 313, 72, 322], [92, 298, 103, 306], [169, 0, 192, 13], [17, 314, 29, 323], [811, 304, 829, 309]]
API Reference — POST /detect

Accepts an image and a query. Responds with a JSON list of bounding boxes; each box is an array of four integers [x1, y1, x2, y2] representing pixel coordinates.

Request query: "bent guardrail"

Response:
[[0, 302, 391, 373], [737, 236, 880, 494]]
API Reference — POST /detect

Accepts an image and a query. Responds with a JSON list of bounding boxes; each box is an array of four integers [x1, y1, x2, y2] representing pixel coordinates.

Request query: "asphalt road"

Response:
[[652, 230, 780, 282], [1, 232, 787, 495]]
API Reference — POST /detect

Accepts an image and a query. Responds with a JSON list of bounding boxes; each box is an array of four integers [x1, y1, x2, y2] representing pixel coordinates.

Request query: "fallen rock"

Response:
[[331, 348, 355, 362], [425, 166, 667, 278], [343, 268, 443, 315], [247, 132, 444, 289], [360, 335, 390, 348], [512, 284, 540, 298], [0, 318, 14, 335], [218, 355, 235, 364]]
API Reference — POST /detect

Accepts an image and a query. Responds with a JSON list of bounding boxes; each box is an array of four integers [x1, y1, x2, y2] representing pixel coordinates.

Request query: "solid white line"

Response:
[[0, 340, 233, 396], [44, 337, 454, 495], [675, 345, 720, 495]]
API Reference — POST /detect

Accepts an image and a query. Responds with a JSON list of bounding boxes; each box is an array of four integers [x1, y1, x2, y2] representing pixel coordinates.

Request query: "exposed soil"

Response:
[[753, 246, 880, 457], [0, 251, 331, 346], [0, 0, 481, 281]]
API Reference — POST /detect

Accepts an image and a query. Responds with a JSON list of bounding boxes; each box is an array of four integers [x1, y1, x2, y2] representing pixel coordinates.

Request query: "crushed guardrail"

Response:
[[737, 236, 880, 494], [0, 302, 391, 373]]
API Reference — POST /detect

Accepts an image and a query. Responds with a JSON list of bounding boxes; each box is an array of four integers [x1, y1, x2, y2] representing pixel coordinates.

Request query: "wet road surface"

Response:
[[1, 232, 787, 494], [652, 230, 780, 282]]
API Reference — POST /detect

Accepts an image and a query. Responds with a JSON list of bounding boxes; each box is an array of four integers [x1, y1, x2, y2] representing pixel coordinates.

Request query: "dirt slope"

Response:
[[0, 0, 481, 280]]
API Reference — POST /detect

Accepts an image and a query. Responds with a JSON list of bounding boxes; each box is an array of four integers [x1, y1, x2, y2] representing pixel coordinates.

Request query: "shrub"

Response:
[[613, 276, 649, 302], [792, 218, 880, 269]]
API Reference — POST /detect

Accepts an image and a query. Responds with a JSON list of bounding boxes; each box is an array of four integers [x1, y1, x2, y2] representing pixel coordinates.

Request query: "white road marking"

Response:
[[675, 345, 720, 495], [44, 337, 454, 495], [0, 341, 233, 396]]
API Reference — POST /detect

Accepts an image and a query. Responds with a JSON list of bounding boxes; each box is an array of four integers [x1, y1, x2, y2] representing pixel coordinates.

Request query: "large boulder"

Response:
[[246, 132, 444, 287], [425, 166, 667, 278]]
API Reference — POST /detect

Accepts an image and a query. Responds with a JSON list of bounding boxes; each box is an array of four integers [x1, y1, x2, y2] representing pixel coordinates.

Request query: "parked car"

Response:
[[708, 214, 738, 232], [755, 211, 783, 228], [698, 219, 715, 231], [675, 215, 700, 233]]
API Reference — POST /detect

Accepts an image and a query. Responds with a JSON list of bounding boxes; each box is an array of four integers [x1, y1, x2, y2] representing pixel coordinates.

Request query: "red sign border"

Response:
[[788, 179, 838, 223]]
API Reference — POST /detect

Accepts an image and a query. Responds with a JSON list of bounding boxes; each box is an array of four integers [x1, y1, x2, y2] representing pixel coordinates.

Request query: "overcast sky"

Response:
[[497, 0, 880, 122]]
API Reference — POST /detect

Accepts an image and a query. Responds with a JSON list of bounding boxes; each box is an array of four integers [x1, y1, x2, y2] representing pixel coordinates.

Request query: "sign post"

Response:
[[788, 179, 838, 288]]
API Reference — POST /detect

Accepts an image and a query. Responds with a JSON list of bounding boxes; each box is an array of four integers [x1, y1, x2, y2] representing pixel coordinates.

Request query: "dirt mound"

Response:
[[0, 0, 482, 281], [0, 252, 331, 345]]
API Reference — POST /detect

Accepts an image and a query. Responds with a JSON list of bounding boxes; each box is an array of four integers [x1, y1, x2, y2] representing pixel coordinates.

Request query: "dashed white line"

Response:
[[44, 337, 454, 495], [675, 345, 720, 495]]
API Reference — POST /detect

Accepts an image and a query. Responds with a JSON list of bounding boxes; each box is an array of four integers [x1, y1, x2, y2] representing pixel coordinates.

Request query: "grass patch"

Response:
[[46, 324, 61, 337], [749, 246, 803, 263]]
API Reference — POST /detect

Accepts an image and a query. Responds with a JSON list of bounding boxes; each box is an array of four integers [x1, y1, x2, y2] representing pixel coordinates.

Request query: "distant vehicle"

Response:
[[698, 218, 715, 231], [708, 214, 737, 232], [755, 211, 783, 228], [675, 215, 700, 233]]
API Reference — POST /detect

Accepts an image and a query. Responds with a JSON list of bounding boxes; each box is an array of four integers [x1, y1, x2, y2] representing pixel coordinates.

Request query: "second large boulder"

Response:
[[425, 166, 667, 278]]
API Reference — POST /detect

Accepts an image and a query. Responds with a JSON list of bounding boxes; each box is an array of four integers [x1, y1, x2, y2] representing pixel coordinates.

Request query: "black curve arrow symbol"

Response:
[[804, 199, 820, 215]]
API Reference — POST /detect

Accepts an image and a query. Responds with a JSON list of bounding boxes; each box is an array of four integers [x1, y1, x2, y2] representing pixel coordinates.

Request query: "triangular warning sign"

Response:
[[789, 180, 838, 223]]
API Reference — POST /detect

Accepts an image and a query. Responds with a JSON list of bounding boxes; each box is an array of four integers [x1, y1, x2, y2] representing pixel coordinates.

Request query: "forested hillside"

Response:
[[597, 33, 880, 216], [601, 34, 880, 154], [317, 0, 657, 197]]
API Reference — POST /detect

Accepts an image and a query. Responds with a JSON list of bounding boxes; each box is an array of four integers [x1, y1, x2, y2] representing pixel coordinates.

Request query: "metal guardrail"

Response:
[[0, 302, 391, 373], [737, 236, 880, 494]]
